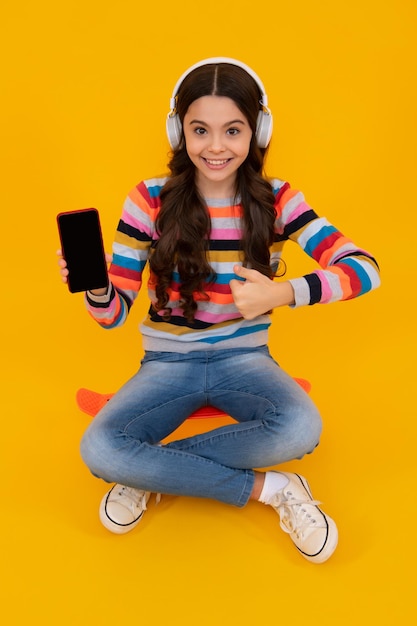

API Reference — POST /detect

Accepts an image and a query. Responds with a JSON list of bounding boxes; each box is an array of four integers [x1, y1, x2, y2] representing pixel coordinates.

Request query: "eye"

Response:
[[194, 127, 207, 135], [227, 128, 240, 136]]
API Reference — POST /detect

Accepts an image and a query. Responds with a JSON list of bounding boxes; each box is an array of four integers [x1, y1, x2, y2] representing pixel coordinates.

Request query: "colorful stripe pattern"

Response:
[[85, 177, 380, 351]]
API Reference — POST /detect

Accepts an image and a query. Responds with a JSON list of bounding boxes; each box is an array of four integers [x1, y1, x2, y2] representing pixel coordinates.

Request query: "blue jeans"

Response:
[[80, 346, 322, 507]]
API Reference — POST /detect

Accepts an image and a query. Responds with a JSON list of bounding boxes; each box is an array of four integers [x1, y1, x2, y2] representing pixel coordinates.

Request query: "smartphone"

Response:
[[57, 208, 108, 293]]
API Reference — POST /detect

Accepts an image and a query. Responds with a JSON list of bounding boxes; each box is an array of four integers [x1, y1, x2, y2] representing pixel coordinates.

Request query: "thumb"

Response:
[[233, 264, 262, 283]]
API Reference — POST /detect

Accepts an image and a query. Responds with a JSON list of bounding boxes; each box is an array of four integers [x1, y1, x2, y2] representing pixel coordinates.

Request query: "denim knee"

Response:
[[265, 402, 322, 464], [289, 405, 322, 458]]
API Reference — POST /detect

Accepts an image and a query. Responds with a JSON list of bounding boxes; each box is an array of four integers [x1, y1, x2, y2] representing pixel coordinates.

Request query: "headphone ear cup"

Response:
[[256, 110, 273, 148], [166, 114, 182, 150]]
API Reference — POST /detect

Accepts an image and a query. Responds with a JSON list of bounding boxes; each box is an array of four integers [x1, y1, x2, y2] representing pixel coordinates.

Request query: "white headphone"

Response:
[[166, 57, 273, 150]]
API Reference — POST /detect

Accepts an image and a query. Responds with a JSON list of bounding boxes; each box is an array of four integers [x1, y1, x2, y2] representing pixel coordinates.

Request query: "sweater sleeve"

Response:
[[275, 185, 381, 307], [85, 181, 156, 328]]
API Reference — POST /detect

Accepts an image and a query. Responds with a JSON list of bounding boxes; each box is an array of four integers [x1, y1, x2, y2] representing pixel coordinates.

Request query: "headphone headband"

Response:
[[166, 57, 273, 149], [168, 57, 269, 111]]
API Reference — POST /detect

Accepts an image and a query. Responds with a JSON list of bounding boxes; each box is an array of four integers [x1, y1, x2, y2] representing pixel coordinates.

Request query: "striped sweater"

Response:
[[86, 176, 380, 352]]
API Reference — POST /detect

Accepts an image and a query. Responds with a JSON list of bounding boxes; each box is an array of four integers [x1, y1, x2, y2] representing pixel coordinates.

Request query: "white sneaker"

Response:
[[99, 484, 150, 534], [269, 472, 338, 563]]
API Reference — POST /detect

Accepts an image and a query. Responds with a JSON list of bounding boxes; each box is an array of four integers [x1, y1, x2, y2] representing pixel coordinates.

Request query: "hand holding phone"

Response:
[[57, 208, 109, 293]]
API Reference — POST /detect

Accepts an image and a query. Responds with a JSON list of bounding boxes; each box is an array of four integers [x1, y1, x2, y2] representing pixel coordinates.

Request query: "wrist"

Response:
[[272, 280, 295, 307], [89, 287, 108, 296], [87, 282, 112, 301]]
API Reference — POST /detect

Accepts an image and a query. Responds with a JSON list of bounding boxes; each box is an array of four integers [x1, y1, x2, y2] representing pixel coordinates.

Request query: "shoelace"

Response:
[[113, 485, 162, 510], [113, 486, 148, 513], [271, 492, 325, 539]]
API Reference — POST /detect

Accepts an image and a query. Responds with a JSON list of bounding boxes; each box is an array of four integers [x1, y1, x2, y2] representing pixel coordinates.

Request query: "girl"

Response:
[[58, 58, 380, 563]]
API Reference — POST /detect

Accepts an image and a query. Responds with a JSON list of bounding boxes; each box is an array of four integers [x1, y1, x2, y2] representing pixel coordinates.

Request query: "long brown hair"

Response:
[[150, 62, 277, 322]]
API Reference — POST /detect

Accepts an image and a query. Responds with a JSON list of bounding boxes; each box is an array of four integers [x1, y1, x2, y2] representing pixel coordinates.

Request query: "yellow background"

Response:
[[1, 1, 416, 624]]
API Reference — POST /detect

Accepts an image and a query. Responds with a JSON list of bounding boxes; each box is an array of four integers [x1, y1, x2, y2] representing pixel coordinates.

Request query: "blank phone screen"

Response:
[[57, 209, 108, 293]]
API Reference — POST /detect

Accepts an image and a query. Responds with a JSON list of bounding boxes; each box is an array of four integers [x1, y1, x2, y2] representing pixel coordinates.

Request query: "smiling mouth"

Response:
[[203, 158, 232, 168]]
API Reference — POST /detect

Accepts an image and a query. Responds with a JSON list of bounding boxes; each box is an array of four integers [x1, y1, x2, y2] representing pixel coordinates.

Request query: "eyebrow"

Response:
[[188, 119, 246, 127]]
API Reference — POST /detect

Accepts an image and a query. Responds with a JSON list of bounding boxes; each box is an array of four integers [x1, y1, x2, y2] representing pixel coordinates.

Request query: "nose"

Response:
[[208, 134, 226, 153]]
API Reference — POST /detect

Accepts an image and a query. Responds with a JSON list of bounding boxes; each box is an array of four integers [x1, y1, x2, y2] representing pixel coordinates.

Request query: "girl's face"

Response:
[[183, 95, 252, 197]]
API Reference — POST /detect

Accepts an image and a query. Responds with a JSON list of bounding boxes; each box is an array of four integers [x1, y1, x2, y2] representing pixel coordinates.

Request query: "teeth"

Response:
[[205, 159, 229, 165]]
